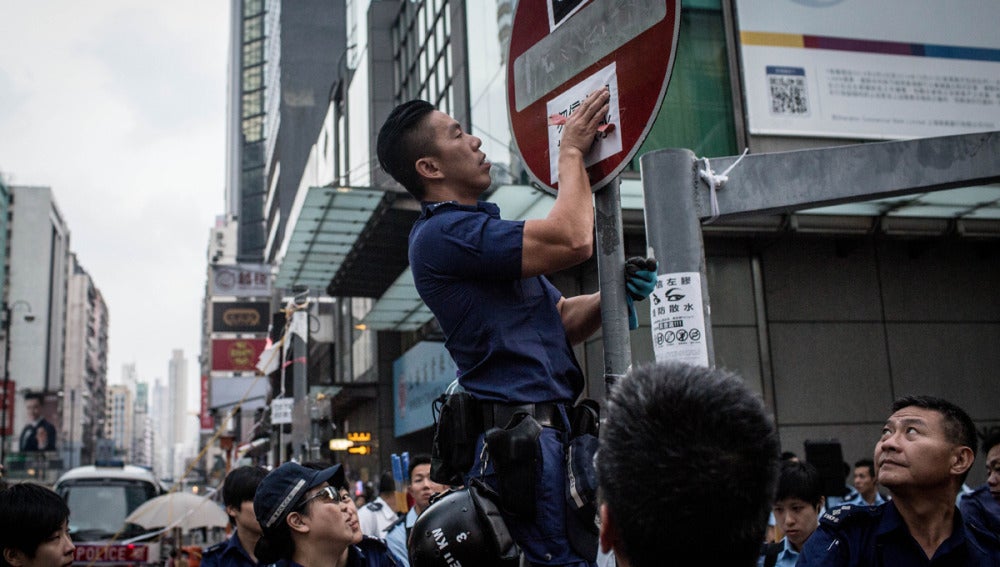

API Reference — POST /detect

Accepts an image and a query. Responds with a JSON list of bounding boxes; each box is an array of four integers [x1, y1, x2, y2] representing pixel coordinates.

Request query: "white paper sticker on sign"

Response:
[[271, 397, 294, 425], [650, 272, 709, 368], [546, 62, 622, 185]]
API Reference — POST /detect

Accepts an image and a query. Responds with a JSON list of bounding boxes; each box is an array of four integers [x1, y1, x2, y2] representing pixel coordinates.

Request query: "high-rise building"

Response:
[[7, 185, 70, 444], [225, 0, 269, 263], [223, 0, 346, 264], [167, 349, 190, 479], [105, 384, 133, 460], [63, 254, 108, 468]]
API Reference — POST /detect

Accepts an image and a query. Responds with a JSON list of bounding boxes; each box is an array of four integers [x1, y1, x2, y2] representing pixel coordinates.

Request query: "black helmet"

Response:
[[409, 480, 520, 567]]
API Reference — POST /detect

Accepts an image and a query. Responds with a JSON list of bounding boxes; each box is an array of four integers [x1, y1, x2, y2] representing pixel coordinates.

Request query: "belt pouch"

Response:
[[430, 392, 481, 486], [483, 412, 542, 519]]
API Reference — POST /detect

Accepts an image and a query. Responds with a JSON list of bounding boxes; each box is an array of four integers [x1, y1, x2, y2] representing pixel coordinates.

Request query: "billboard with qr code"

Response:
[[735, 0, 1000, 139]]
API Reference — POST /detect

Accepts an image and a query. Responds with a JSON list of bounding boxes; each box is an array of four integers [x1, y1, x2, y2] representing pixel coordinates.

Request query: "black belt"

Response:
[[481, 402, 564, 431]]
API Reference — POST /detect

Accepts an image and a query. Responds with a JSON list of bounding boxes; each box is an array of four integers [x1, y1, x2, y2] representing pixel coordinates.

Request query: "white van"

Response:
[[53, 462, 165, 566]]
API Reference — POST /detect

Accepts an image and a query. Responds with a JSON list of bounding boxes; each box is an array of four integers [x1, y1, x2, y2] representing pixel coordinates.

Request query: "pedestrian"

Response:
[[201, 466, 268, 567], [595, 362, 781, 567], [383, 454, 447, 566], [959, 426, 1000, 536], [0, 483, 76, 567], [759, 461, 825, 567], [356, 471, 400, 539], [377, 85, 655, 567], [798, 395, 1000, 566], [252, 461, 398, 567]]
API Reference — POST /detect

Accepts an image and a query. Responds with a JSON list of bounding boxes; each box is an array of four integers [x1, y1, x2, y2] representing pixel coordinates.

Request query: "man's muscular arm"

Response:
[[557, 292, 602, 345], [521, 88, 610, 278]]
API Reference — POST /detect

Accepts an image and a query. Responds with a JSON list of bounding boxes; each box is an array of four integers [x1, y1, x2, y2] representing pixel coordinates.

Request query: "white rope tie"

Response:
[[699, 148, 749, 224]]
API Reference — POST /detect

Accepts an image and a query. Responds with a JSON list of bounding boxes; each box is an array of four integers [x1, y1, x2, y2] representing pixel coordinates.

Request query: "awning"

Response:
[[274, 185, 419, 297]]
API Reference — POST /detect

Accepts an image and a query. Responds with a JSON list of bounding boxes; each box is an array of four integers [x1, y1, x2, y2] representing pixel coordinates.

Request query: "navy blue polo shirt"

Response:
[[409, 200, 583, 404]]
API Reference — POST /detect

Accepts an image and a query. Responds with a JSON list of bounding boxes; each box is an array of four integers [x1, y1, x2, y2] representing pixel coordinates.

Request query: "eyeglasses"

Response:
[[296, 486, 350, 510]]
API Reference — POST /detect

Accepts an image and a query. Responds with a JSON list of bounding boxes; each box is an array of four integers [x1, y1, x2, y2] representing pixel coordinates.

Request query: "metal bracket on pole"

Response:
[[637, 130, 1000, 370], [595, 177, 630, 393]]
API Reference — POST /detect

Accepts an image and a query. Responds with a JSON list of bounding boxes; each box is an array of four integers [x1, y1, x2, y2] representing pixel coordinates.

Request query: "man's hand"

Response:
[[625, 256, 657, 330], [558, 88, 611, 160]]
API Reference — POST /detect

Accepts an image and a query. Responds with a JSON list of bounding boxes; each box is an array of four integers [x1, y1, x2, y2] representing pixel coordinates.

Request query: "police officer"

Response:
[[798, 396, 1000, 566], [253, 462, 399, 567], [959, 427, 1000, 536], [202, 466, 268, 567], [357, 471, 400, 539], [378, 83, 655, 567], [384, 455, 446, 566]]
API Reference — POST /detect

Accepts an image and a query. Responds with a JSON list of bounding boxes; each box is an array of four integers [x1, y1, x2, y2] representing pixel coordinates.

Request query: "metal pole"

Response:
[[594, 177, 631, 394], [290, 287, 310, 462], [1, 306, 11, 466], [640, 149, 716, 367], [69, 389, 75, 469]]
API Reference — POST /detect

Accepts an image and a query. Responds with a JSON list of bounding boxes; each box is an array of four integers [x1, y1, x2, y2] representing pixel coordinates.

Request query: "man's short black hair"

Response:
[[597, 362, 780, 567], [222, 466, 268, 525], [981, 426, 1000, 457], [854, 458, 875, 478], [378, 470, 396, 494], [892, 395, 978, 482], [408, 454, 431, 481], [376, 100, 436, 200], [775, 461, 824, 507], [0, 483, 71, 567]]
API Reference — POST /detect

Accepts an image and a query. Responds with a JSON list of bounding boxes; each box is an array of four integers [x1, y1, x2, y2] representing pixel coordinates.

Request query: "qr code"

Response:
[[767, 66, 809, 116]]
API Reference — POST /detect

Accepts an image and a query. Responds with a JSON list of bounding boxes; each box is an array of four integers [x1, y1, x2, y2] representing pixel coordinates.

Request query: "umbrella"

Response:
[[125, 492, 228, 533]]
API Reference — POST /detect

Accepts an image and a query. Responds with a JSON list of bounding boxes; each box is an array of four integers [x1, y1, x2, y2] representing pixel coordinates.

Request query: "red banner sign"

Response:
[[211, 338, 268, 372]]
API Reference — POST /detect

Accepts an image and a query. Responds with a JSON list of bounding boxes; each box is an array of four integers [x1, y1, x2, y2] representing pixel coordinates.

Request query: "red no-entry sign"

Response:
[[507, 0, 681, 194]]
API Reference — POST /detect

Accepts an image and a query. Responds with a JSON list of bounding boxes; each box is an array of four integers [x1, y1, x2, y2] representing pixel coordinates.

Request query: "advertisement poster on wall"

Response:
[[735, 0, 1000, 139], [393, 341, 457, 437]]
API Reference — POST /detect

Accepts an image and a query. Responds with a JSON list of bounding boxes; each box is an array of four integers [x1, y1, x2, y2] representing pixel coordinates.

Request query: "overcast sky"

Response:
[[0, 2, 230, 417]]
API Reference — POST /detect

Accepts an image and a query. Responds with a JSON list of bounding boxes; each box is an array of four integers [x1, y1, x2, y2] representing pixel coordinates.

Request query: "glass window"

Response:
[[629, 5, 736, 169], [243, 39, 264, 67], [244, 15, 264, 42], [243, 0, 264, 18], [243, 66, 263, 91], [242, 90, 263, 118]]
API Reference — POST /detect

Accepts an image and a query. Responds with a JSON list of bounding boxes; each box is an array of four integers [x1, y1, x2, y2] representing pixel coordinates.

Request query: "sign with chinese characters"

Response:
[[735, 0, 1000, 139], [211, 264, 272, 297], [546, 63, 622, 185], [649, 272, 709, 368], [271, 398, 293, 425], [200, 375, 214, 433], [211, 338, 269, 372], [393, 341, 458, 436]]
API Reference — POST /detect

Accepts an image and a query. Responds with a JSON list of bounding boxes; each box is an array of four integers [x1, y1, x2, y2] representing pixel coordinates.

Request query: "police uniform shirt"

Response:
[[842, 490, 887, 508], [409, 201, 583, 404], [797, 501, 1000, 566], [959, 485, 1000, 537], [756, 537, 800, 567], [275, 538, 399, 567], [200, 531, 257, 567], [357, 496, 399, 539], [384, 508, 417, 567]]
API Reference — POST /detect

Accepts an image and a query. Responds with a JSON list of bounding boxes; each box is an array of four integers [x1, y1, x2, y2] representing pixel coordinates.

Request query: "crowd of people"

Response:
[[4, 95, 1000, 567]]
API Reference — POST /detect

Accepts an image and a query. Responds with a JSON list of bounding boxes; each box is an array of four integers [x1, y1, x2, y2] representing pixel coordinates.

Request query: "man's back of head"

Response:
[[597, 362, 780, 567]]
